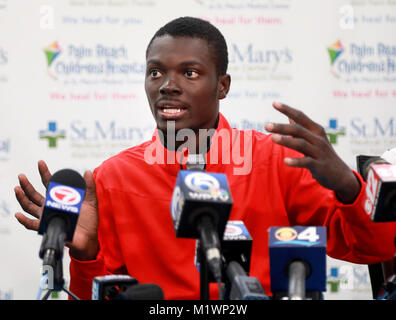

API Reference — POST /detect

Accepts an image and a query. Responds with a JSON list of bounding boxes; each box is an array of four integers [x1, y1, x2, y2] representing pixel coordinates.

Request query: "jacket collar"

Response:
[[146, 113, 234, 176]]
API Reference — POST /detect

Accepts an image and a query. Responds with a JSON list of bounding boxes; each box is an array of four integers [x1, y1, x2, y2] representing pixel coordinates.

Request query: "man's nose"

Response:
[[159, 75, 182, 95]]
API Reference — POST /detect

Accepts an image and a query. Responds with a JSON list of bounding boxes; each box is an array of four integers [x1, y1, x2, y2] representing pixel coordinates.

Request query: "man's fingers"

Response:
[[283, 156, 314, 168], [288, 117, 296, 125], [271, 134, 317, 158], [272, 102, 312, 127], [272, 102, 324, 135], [14, 212, 40, 231], [16, 174, 45, 207], [14, 186, 42, 219], [83, 170, 98, 208], [266, 121, 319, 143], [38, 160, 52, 189]]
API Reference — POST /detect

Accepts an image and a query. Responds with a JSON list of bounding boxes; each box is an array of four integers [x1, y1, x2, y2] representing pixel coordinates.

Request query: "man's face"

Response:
[[145, 35, 229, 133]]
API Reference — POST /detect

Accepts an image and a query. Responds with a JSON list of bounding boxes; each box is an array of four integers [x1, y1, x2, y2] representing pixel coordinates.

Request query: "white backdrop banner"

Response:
[[0, 0, 395, 300]]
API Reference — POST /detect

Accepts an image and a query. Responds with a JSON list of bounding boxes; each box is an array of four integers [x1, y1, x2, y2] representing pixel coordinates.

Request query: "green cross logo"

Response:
[[325, 119, 346, 145], [39, 122, 66, 148]]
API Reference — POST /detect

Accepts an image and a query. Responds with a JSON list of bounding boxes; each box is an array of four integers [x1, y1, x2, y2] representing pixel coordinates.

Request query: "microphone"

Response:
[[195, 220, 252, 281], [356, 155, 386, 181], [38, 169, 86, 269], [116, 284, 164, 300], [196, 220, 252, 279], [92, 275, 164, 300], [221, 221, 268, 300], [225, 261, 268, 300], [170, 170, 232, 283], [269, 226, 326, 300], [357, 151, 396, 299], [221, 221, 253, 277], [357, 155, 396, 222], [92, 275, 138, 300]]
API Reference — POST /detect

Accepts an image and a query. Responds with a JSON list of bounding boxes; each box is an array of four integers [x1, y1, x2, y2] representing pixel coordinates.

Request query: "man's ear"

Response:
[[218, 74, 231, 100]]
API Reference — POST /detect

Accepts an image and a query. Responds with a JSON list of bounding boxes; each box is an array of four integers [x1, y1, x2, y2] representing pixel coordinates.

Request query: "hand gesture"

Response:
[[265, 102, 360, 204], [14, 160, 100, 260]]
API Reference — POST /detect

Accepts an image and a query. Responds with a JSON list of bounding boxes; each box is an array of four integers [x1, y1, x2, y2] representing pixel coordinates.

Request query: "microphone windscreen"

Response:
[[356, 155, 383, 181], [51, 168, 86, 189], [118, 284, 164, 300], [38, 168, 86, 241]]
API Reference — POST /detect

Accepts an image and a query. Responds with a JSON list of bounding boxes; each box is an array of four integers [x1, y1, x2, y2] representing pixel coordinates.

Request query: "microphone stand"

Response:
[[40, 257, 80, 300], [286, 261, 322, 300], [379, 236, 396, 300], [197, 241, 210, 300], [184, 153, 224, 300], [288, 261, 306, 300], [38, 218, 80, 300], [391, 238, 396, 299]]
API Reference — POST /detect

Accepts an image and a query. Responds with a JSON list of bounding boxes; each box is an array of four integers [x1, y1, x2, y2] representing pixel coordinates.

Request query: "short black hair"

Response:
[[146, 16, 228, 76]]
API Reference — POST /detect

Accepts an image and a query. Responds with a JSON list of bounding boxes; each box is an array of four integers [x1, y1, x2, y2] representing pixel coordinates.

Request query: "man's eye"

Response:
[[150, 70, 162, 78], [185, 70, 199, 78]]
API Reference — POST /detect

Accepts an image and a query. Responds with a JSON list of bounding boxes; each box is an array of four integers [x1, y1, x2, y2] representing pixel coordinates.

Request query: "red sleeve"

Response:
[[68, 166, 127, 300], [324, 171, 396, 263], [280, 151, 396, 264], [68, 252, 108, 300]]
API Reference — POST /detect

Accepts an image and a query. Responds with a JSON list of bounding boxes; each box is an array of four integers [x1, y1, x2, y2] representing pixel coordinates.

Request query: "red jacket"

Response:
[[69, 113, 396, 299]]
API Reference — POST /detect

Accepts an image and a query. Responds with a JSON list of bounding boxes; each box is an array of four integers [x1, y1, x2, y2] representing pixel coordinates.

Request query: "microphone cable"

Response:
[[217, 280, 224, 300]]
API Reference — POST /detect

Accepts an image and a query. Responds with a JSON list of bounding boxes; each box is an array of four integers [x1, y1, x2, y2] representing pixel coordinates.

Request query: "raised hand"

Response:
[[264, 102, 360, 204], [14, 160, 100, 260], [14, 160, 51, 231]]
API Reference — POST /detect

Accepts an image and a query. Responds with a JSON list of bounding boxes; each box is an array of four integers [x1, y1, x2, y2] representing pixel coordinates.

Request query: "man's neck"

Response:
[[159, 114, 220, 153]]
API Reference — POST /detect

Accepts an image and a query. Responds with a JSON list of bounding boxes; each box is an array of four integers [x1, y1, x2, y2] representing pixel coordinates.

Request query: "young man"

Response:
[[15, 17, 396, 300]]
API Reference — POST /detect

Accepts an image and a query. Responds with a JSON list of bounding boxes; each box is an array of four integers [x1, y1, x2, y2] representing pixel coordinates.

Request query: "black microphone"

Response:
[[92, 275, 164, 300], [92, 275, 138, 300], [225, 261, 268, 300], [221, 221, 268, 300], [221, 220, 253, 279], [356, 155, 387, 182], [170, 169, 232, 283], [357, 155, 396, 222], [38, 169, 86, 269], [196, 220, 253, 282], [116, 284, 164, 300]]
